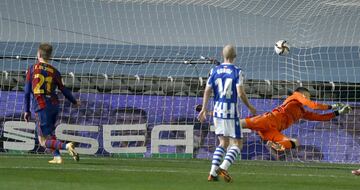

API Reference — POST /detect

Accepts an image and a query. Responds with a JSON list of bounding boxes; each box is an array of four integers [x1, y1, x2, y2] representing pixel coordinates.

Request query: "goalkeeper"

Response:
[[240, 87, 352, 151], [197, 87, 351, 151]]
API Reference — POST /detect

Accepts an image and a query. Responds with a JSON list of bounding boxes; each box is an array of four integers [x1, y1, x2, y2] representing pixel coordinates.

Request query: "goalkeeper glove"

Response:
[[334, 105, 352, 115], [330, 103, 345, 109]]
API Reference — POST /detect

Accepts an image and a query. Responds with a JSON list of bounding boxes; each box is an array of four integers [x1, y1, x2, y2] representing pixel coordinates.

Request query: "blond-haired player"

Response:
[[198, 45, 256, 183]]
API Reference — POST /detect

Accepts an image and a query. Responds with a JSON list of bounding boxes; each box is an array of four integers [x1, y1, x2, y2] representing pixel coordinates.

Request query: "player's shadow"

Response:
[[78, 161, 124, 166], [269, 144, 324, 162]]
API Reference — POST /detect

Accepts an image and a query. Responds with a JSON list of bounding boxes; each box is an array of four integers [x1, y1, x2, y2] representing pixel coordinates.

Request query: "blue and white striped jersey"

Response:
[[206, 63, 244, 119]]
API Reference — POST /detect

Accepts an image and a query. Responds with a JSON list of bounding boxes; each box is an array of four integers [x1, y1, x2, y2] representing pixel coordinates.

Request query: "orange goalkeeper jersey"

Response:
[[246, 92, 335, 132]]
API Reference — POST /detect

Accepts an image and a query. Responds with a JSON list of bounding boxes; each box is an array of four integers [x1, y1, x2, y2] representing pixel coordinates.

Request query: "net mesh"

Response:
[[0, 0, 360, 163]]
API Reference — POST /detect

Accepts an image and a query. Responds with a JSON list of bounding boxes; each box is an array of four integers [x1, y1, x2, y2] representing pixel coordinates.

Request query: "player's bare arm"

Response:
[[237, 85, 256, 115], [198, 86, 212, 123]]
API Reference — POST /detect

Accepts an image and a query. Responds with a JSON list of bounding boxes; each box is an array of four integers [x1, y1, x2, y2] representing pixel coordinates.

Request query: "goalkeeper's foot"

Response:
[[266, 141, 285, 152], [48, 157, 63, 164], [352, 169, 360, 176], [216, 168, 233, 183], [66, 142, 79, 162], [207, 174, 219, 182]]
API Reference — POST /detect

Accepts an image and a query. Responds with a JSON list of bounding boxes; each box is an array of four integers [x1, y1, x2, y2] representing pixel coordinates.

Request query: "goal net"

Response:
[[0, 0, 360, 163]]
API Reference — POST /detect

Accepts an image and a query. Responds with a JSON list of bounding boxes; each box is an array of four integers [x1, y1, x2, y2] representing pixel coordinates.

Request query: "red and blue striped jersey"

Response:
[[24, 61, 77, 112]]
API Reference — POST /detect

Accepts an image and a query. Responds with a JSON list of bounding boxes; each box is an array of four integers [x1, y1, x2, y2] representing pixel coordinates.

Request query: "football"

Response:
[[274, 40, 290, 55]]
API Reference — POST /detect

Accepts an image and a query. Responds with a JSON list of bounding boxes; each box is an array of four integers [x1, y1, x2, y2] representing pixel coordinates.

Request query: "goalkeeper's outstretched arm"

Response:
[[303, 104, 352, 121]]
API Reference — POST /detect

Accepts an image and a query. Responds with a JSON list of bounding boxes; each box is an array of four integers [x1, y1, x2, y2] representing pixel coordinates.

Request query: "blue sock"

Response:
[[53, 150, 60, 157], [210, 146, 226, 176], [220, 146, 240, 170]]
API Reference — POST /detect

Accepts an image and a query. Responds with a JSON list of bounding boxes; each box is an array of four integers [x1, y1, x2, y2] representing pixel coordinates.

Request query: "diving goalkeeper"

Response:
[[197, 87, 352, 151], [240, 87, 352, 151]]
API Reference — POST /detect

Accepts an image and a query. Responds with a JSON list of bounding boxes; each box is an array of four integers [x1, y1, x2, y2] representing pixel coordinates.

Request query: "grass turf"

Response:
[[0, 155, 359, 190]]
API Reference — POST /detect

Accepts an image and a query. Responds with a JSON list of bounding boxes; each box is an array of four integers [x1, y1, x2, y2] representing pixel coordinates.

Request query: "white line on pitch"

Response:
[[0, 165, 352, 179], [0, 155, 357, 169]]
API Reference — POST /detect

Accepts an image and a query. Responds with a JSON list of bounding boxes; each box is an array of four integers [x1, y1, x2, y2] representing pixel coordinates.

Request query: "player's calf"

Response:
[[37, 136, 47, 147], [209, 146, 226, 179]]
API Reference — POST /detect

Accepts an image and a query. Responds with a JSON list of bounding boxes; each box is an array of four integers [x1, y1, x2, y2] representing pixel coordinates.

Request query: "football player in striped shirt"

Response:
[[24, 43, 80, 164], [198, 45, 256, 183]]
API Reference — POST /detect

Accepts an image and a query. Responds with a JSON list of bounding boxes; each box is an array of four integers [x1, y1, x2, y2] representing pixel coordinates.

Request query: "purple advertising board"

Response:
[[1, 91, 360, 163]]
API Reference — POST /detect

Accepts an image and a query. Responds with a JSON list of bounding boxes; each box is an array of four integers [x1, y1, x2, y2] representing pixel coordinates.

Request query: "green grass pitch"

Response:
[[0, 155, 359, 190]]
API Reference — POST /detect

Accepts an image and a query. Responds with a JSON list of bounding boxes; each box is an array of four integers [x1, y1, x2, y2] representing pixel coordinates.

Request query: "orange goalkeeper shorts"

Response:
[[245, 113, 290, 144]]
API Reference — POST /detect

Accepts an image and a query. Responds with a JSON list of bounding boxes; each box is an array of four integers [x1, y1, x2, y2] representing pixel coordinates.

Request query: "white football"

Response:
[[274, 40, 290, 55]]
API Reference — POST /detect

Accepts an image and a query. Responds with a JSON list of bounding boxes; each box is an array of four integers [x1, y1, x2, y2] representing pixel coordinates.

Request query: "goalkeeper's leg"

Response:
[[261, 130, 299, 151]]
